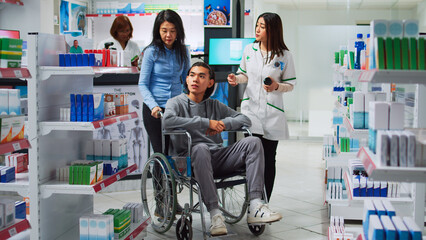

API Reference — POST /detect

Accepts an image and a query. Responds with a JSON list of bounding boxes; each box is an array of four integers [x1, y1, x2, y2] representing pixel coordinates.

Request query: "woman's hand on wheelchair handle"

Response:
[[151, 106, 162, 118]]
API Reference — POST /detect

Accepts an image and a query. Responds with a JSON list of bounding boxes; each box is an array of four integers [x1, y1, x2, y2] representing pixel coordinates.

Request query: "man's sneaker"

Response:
[[247, 203, 282, 224], [210, 214, 228, 236]]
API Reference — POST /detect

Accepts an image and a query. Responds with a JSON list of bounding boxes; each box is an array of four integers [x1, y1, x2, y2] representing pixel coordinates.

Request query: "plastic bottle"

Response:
[[365, 34, 370, 69], [354, 33, 365, 70]]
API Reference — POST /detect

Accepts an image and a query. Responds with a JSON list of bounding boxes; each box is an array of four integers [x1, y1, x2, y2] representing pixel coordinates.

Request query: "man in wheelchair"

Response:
[[163, 62, 282, 236]]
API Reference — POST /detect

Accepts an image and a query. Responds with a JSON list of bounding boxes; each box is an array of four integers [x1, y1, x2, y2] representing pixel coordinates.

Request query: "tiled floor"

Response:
[[95, 139, 334, 240]]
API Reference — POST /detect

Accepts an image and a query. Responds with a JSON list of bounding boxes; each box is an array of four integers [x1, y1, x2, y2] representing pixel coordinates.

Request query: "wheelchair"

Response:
[[141, 126, 267, 239]]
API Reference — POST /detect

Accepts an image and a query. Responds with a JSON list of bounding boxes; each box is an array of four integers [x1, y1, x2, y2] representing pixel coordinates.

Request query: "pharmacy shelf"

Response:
[[87, 13, 156, 18], [0, 139, 31, 154], [40, 164, 137, 198], [0, 171, 29, 197], [343, 171, 412, 203], [0, 219, 31, 239], [0, 0, 23, 5], [39, 112, 139, 135], [120, 217, 150, 240], [39, 66, 94, 81], [38, 66, 139, 81], [358, 70, 426, 84], [325, 152, 357, 168], [343, 116, 368, 139], [357, 147, 426, 183], [92, 66, 139, 75], [0, 68, 31, 79]]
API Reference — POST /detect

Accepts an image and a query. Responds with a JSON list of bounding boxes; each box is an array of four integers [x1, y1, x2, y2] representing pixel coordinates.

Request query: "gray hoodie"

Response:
[[163, 93, 251, 155]]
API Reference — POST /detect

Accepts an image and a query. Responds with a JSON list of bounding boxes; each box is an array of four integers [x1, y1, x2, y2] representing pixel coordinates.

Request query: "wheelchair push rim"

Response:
[[217, 176, 248, 224], [141, 153, 177, 233]]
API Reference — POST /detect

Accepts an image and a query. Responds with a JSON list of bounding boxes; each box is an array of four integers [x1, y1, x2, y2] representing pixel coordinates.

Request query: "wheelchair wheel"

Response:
[[217, 176, 248, 224], [248, 224, 266, 236], [175, 218, 193, 240], [141, 153, 177, 233]]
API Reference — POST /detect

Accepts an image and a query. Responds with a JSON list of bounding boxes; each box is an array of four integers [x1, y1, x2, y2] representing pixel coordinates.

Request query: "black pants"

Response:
[[253, 134, 278, 201], [142, 103, 164, 153]]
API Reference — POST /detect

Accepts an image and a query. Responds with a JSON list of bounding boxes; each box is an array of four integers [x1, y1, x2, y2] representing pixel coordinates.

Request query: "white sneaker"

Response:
[[247, 203, 282, 224], [210, 214, 228, 236]]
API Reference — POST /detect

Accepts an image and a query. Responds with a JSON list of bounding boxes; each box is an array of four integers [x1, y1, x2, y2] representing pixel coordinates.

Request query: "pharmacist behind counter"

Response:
[[97, 15, 140, 67]]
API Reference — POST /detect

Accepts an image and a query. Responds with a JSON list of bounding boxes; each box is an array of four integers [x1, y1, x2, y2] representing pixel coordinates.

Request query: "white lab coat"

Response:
[[237, 42, 296, 140], [97, 37, 140, 67]]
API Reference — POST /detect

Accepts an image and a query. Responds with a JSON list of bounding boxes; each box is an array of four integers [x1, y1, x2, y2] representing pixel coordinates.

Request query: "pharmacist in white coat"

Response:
[[97, 15, 140, 67], [228, 12, 296, 201]]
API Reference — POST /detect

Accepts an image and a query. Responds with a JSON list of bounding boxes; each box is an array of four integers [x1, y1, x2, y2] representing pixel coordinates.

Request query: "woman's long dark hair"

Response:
[[145, 9, 188, 67], [255, 12, 289, 63]]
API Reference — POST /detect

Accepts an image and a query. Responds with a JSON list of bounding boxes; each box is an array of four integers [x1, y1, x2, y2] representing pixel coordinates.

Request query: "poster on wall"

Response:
[[71, 3, 87, 36], [93, 85, 149, 174], [204, 0, 232, 28], [60, 0, 69, 34]]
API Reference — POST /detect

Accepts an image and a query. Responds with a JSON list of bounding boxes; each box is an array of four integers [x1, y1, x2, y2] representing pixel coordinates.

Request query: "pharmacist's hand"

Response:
[[208, 120, 225, 134], [151, 106, 162, 118], [227, 73, 238, 87], [131, 56, 139, 67], [264, 78, 279, 92]]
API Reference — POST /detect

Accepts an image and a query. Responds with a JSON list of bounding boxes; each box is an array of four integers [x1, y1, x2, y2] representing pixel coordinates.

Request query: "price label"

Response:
[[99, 121, 104, 127], [130, 235, 134, 240], [0, 71, 3, 78], [126, 169, 130, 175], [12, 142, 21, 151], [8, 227, 17, 236], [116, 175, 120, 181], [14, 70, 23, 78], [100, 183, 105, 190]]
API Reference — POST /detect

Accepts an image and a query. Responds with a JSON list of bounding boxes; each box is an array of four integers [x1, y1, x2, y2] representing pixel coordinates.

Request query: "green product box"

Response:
[[346, 138, 350, 152], [376, 37, 386, 70], [0, 38, 23, 68], [349, 51, 355, 69], [401, 38, 409, 69], [340, 50, 345, 66], [340, 138, 345, 152], [82, 166, 89, 185], [393, 38, 402, 69], [351, 87, 355, 92], [348, 98, 353, 105], [104, 209, 114, 215], [418, 38, 425, 70], [335, 52, 339, 64], [385, 37, 394, 69], [72, 165, 79, 185], [69, 166, 74, 184], [409, 38, 417, 70]]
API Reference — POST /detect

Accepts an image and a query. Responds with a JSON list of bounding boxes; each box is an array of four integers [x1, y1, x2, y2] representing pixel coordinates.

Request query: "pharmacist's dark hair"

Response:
[[110, 15, 133, 40], [145, 9, 189, 68], [255, 12, 289, 64], [184, 62, 215, 100]]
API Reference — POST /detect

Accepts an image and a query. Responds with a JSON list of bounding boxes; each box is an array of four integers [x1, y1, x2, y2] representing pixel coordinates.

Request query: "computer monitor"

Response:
[[209, 38, 255, 65], [0, 29, 20, 39]]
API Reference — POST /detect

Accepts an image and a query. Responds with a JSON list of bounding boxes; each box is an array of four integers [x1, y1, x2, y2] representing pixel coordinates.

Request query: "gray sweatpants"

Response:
[[191, 136, 264, 212]]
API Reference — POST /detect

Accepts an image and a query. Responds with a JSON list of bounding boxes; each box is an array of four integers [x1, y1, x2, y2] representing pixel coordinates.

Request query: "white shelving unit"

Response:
[[26, 33, 148, 239], [357, 70, 426, 228]]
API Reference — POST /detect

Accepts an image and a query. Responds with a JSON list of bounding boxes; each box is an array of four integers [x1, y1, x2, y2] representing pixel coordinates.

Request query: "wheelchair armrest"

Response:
[[163, 129, 188, 136], [226, 126, 252, 136]]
